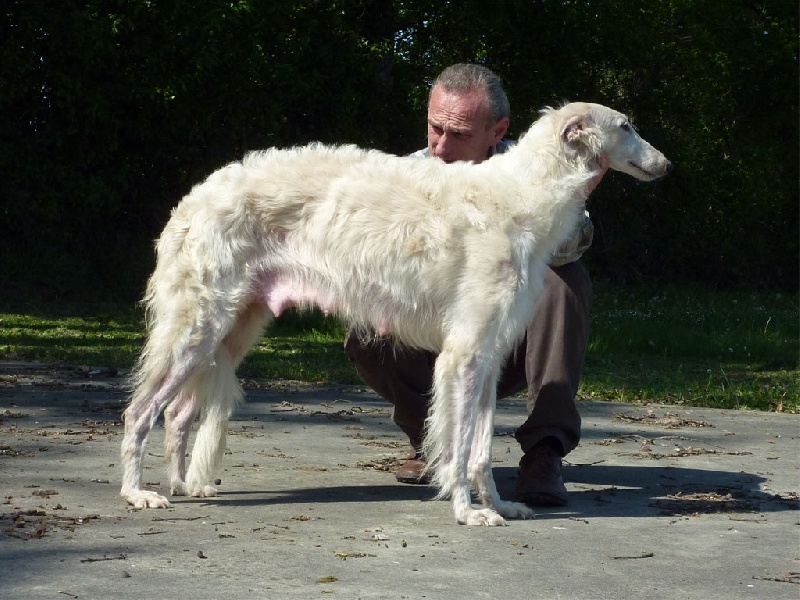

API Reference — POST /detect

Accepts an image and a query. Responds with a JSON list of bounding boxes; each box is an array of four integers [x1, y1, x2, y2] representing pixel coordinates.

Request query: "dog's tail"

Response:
[[128, 201, 192, 401], [127, 177, 251, 417]]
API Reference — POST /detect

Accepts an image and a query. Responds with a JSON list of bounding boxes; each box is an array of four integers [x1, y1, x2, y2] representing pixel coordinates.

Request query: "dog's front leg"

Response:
[[468, 373, 535, 521], [429, 350, 507, 526]]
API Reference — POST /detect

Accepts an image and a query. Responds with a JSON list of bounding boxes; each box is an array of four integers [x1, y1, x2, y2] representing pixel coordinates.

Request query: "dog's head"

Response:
[[560, 102, 672, 181]]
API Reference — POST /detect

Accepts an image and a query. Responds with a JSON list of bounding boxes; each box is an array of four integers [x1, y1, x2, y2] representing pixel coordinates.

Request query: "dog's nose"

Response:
[[665, 161, 674, 174]]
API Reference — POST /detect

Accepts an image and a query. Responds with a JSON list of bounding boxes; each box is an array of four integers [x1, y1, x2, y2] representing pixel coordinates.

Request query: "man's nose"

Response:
[[434, 134, 453, 162]]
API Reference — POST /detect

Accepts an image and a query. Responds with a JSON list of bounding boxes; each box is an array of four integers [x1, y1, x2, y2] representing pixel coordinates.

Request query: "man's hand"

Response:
[[586, 152, 609, 196]]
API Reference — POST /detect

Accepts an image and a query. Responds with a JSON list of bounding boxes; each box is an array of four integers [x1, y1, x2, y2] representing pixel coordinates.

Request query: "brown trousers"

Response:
[[343, 261, 591, 458]]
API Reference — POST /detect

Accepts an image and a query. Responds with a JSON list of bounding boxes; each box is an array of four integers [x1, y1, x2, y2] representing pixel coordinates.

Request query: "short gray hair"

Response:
[[431, 63, 510, 126]]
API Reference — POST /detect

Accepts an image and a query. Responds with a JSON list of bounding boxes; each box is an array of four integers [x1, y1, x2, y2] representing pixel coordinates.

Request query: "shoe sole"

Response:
[[395, 475, 431, 485]]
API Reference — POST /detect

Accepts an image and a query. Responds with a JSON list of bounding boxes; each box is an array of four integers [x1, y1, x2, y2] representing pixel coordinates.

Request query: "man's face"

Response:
[[426, 85, 509, 164]]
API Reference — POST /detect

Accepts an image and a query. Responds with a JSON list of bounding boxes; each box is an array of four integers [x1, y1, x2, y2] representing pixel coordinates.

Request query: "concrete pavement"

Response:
[[0, 361, 798, 599]]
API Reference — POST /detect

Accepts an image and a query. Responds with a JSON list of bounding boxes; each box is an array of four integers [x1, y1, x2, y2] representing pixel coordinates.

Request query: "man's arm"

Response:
[[587, 153, 609, 195]]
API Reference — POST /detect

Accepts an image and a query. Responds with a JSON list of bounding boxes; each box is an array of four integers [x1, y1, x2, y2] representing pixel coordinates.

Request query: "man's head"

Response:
[[426, 64, 510, 164]]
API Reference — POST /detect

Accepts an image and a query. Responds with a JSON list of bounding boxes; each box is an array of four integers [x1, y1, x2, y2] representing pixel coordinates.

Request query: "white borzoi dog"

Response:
[[121, 102, 671, 526]]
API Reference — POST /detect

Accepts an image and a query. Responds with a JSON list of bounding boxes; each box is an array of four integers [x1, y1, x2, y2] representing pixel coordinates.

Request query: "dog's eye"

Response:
[[620, 122, 632, 132]]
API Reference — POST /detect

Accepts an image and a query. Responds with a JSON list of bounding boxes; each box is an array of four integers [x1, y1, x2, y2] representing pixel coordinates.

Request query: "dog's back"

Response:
[[152, 142, 540, 351]]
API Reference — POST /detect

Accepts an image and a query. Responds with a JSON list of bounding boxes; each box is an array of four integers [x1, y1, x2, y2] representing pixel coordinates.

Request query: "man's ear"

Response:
[[491, 117, 510, 145]]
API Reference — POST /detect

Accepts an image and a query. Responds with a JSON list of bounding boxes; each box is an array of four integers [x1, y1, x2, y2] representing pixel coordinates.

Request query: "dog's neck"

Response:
[[496, 121, 596, 213], [474, 115, 596, 267]]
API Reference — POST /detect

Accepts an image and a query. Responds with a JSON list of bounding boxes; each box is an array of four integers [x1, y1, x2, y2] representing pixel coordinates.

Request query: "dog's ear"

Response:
[[562, 115, 587, 145], [562, 114, 601, 156]]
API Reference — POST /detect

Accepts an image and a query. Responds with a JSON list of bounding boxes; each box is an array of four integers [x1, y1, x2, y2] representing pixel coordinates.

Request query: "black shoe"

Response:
[[516, 440, 568, 507]]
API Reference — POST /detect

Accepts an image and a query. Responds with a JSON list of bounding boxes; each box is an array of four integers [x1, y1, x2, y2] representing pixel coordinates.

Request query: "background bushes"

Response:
[[1, 0, 797, 303]]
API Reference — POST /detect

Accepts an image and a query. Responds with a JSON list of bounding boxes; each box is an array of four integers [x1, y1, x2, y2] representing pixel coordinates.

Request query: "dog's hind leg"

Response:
[[121, 310, 234, 508], [180, 303, 271, 498], [468, 373, 535, 521], [121, 365, 204, 508], [165, 384, 201, 496], [178, 354, 241, 497]]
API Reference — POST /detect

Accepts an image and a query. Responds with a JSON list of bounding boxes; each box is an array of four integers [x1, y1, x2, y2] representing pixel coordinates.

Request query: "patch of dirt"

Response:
[[619, 444, 751, 460], [0, 446, 36, 457], [0, 362, 124, 391], [356, 455, 404, 473], [615, 410, 714, 429], [652, 490, 759, 515], [1, 509, 101, 540], [346, 432, 406, 448], [0, 362, 368, 396]]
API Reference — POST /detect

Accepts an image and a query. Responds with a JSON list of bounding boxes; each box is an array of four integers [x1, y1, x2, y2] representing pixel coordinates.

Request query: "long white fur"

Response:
[[120, 102, 671, 526]]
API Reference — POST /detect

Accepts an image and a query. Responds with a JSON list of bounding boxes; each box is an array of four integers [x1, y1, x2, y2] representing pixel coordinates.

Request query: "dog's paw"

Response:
[[457, 507, 507, 527], [494, 500, 535, 520], [170, 480, 189, 496], [190, 484, 218, 498], [122, 488, 173, 509]]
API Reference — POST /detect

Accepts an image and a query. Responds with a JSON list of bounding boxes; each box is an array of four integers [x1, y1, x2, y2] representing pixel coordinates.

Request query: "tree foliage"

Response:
[[1, 0, 797, 302]]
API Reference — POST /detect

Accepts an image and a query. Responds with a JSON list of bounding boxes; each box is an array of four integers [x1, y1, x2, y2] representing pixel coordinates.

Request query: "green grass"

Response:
[[0, 309, 146, 369], [0, 283, 797, 412], [583, 284, 798, 412]]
